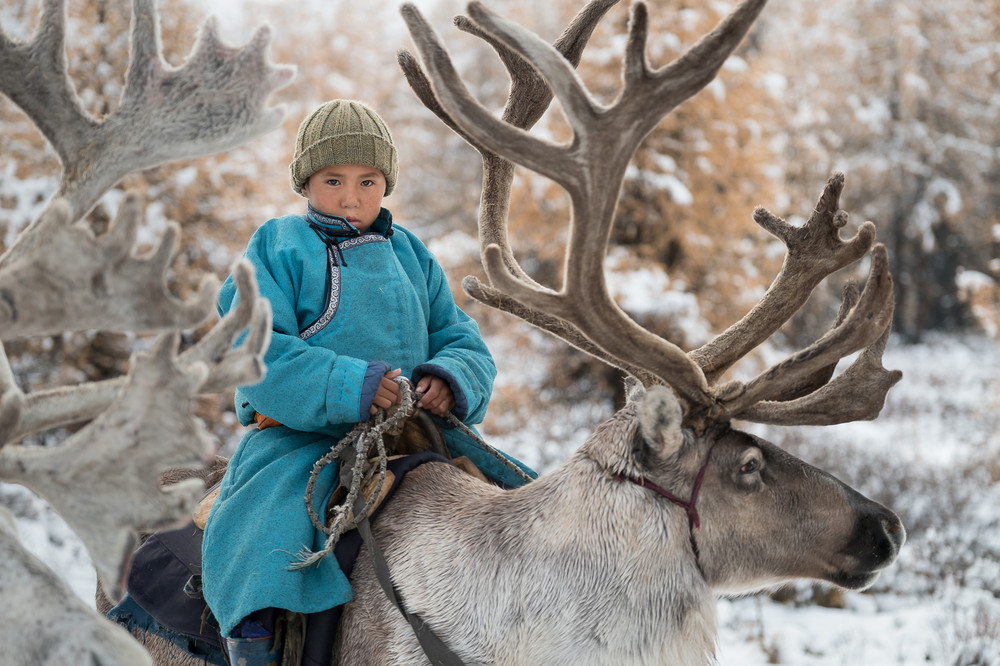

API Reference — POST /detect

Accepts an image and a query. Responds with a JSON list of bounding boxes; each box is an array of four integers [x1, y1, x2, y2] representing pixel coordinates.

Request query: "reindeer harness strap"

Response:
[[614, 452, 712, 569], [340, 443, 467, 666]]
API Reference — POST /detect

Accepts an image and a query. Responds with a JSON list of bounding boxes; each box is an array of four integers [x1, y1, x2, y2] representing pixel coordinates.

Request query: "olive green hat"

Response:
[[289, 99, 398, 196]]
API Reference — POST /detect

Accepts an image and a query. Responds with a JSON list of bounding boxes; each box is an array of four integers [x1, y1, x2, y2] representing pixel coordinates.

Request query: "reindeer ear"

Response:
[[635, 385, 685, 462]]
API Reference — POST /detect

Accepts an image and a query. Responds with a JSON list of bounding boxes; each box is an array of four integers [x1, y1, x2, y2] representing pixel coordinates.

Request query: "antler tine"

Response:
[[0, 194, 217, 338], [0, 0, 95, 171], [737, 297, 903, 426], [414, 0, 765, 204], [0, 346, 25, 446], [689, 172, 877, 382], [461, 276, 662, 388], [401, 3, 586, 195], [757, 280, 862, 404], [718, 243, 896, 419], [0, 260, 270, 446], [401, 0, 620, 152], [111, 3, 293, 171], [0, 331, 219, 602], [621, 0, 767, 133], [434, 0, 767, 185], [0, 0, 294, 265], [177, 260, 272, 395]]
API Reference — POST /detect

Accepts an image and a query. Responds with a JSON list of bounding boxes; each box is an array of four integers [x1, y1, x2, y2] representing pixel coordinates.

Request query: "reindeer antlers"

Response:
[[0, 257, 269, 600], [0, 0, 286, 623], [403, 0, 900, 429], [0, 506, 155, 665], [0, 261, 270, 446], [401, 0, 669, 385], [0, 0, 294, 252], [700, 173, 902, 424], [0, 194, 216, 338], [690, 173, 878, 381], [402, 0, 768, 410]]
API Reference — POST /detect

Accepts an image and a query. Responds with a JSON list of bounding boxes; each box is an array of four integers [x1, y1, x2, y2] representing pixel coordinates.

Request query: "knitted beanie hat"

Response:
[[289, 99, 398, 196]]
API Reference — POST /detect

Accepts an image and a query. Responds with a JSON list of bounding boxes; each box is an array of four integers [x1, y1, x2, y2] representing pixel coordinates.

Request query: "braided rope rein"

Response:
[[290, 377, 533, 570]]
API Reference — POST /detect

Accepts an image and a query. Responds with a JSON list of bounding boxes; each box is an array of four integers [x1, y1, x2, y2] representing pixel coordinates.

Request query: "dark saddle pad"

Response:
[[107, 451, 450, 666]]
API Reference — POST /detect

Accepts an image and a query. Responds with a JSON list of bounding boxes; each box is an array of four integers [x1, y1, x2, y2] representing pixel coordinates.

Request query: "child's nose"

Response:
[[341, 187, 360, 206]]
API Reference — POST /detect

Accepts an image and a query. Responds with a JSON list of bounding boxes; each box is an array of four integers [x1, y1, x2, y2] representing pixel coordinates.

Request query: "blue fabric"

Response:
[[225, 636, 280, 666], [359, 360, 391, 421], [203, 207, 535, 638], [106, 593, 226, 665]]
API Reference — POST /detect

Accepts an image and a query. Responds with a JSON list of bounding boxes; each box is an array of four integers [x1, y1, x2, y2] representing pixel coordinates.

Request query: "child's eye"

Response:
[[325, 178, 341, 186], [361, 179, 375, 187]]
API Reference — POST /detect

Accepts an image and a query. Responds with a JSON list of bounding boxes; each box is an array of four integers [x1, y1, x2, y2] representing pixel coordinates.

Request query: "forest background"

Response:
[[1, 0, 998, 663]]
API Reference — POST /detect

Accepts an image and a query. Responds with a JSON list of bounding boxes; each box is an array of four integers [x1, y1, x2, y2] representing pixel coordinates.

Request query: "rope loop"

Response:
[[290, 376, 532, 570]]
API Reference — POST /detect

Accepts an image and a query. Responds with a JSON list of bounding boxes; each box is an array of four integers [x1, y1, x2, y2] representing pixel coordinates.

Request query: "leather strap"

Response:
[[340, 446, 466, 666]]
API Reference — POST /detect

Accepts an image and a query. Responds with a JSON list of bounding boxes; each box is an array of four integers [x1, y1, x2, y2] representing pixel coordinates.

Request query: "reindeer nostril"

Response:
[[846, 509, 904, 570]]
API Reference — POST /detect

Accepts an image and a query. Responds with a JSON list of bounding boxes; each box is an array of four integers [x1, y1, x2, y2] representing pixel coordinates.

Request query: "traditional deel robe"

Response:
[[202, 206, 535, 637]]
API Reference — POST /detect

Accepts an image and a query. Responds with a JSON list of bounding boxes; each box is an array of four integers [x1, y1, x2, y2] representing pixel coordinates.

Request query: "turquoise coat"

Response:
[[202, 207, 534, 637]]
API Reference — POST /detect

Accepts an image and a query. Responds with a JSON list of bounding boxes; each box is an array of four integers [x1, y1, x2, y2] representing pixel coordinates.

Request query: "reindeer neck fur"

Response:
[[362, 406, 718, 665]]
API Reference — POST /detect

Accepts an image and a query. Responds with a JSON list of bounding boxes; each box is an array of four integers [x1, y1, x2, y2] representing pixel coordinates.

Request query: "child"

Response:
[[201, 99, 534, 664]]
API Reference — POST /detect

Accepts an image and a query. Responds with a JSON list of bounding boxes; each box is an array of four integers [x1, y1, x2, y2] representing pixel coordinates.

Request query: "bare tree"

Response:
[[759, 0, 1000, 341], [0, 0, 292, 662]]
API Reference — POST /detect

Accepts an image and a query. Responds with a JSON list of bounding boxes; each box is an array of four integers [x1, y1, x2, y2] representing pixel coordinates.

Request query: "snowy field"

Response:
[[3, 332, 999, 665]]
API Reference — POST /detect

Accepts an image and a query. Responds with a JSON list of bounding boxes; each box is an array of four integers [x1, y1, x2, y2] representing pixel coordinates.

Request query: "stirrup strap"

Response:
[[343, 447, 467, 666]]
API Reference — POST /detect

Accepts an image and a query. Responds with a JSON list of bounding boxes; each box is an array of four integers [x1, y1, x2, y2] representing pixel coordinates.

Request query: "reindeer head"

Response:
[[400, 0, 905, 594], [599, 385, 904, 595]]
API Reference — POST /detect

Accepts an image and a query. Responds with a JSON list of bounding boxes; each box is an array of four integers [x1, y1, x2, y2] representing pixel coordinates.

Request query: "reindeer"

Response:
[[329, 0, 906, 664], [0, 0, 905, 664], [0, 0, 289, 663]]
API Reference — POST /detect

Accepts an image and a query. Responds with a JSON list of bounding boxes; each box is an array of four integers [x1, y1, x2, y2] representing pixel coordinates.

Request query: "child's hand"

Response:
[[370, 368, 403, 415], [415, 375, 456, 417]]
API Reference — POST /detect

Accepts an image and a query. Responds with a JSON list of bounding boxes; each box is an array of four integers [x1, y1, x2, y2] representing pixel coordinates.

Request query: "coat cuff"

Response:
[[359, 361, 391, 421]]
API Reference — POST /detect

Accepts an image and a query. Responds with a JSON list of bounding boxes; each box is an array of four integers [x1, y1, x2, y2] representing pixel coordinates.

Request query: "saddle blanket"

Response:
[[107, 451, 451, 666]]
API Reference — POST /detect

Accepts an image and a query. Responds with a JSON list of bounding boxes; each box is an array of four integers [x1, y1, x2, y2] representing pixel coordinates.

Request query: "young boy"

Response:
[[201, 99, 534, 664]]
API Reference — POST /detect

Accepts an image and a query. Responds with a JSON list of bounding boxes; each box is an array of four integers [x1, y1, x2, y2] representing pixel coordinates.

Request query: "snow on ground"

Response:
[[3, 333, 998, 665]]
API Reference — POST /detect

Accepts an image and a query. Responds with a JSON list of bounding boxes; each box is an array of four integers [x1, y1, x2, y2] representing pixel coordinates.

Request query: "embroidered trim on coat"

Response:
[[299, 234, 389, 340]]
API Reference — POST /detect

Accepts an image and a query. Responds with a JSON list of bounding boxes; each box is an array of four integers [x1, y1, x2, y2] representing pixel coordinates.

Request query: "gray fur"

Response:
[[330, 387, 904, 666]]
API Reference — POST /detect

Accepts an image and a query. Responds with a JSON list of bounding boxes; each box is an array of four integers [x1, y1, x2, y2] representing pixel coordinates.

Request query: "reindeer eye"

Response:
[[740, 459, 760, 475]]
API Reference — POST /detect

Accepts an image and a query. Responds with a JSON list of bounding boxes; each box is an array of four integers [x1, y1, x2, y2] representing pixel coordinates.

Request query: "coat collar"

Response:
[[306, 204, 394, 238]]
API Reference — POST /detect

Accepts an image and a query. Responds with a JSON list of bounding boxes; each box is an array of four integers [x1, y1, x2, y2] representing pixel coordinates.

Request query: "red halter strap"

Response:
[[614, 456, 711, 566]]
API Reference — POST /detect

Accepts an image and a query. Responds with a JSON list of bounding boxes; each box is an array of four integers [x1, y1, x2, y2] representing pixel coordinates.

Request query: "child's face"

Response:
[[302, 164, 387, 232]]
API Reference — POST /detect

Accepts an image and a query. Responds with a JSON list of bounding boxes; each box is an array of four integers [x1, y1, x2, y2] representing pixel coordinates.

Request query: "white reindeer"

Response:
[[331, 1, 906, 664], [0, 0, 291, 663]]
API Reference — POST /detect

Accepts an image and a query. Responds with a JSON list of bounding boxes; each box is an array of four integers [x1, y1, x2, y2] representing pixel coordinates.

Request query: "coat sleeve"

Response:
[[408, 239, 497, 426], [220, 224, 381, 431]]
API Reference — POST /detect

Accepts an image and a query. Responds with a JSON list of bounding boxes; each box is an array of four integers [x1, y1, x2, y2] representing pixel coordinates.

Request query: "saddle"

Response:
[[106, 413, 478, 666]]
